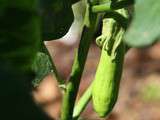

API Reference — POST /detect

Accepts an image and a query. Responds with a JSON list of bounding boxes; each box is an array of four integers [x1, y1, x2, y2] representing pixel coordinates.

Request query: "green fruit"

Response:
[[92, 7, 128, 117], [92, 42, 124, 117]]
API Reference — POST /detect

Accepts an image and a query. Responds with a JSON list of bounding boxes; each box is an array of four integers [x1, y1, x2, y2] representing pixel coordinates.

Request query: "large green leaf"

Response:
[[124, 0, 160, 47], [40, 0, 74, 40]]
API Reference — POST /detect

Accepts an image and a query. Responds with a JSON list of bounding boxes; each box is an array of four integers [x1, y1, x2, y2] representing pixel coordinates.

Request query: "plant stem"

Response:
[[60, 3, 98, 120], [73, 84, 92, 119], [92, 2, 112, 13], [92, 0, 134, 13]]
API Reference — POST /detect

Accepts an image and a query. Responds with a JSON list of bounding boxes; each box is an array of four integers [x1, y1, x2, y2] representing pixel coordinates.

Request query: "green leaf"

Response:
[[124, 0, 160, 47], [32, 52, 53, 87], [40, 0, 74, 40]]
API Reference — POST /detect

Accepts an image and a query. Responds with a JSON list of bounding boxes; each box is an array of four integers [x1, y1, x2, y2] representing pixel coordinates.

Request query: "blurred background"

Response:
[[33, 38, 160, 120], [2, 1, 159, 120]]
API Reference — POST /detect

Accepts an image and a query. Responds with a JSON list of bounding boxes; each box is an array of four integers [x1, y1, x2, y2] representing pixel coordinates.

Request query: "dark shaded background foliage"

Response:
[[0, 0, 57, 119]]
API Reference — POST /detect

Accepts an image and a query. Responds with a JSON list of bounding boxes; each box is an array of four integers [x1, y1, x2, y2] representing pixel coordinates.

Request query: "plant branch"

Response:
[[73, 84, 92, 119], [92, 2, 112, 13], [92, 0, 134, 13], [60, 3, 98, 120]]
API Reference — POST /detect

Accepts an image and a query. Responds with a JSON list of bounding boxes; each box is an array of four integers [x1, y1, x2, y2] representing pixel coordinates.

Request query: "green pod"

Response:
[[92, 35, 125, 117]]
